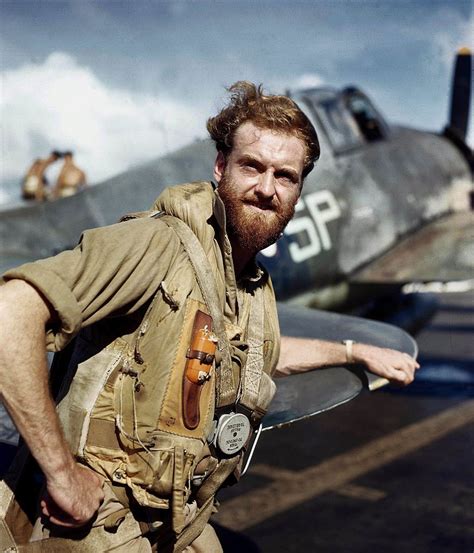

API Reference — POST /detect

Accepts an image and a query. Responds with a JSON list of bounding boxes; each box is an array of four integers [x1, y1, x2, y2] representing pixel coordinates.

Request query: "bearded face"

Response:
[[214, 123, 304, 262], [218, 172, 296, 255]]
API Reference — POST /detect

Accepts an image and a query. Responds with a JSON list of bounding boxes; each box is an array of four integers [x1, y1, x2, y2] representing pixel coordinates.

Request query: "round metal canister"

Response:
[[215, 413, 251, 455]]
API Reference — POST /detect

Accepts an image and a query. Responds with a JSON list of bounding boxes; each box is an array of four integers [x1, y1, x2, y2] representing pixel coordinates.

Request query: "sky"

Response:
[[0, 0, 472, 202]]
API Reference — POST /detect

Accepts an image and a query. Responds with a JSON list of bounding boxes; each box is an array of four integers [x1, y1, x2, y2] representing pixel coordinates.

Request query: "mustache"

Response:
[[243, 197, 279, 211]]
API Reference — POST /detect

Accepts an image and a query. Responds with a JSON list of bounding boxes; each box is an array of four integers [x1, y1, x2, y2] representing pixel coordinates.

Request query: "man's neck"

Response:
[[230, 240, 254, 278]]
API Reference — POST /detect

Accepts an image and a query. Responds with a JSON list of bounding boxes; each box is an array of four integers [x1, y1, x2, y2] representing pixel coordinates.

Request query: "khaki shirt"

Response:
[[2, 182, 281, 375]]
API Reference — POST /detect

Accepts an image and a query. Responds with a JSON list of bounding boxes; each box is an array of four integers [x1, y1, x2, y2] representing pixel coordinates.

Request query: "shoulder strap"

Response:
[[160, 215, 237, 409], [238, 285, 265, 412]]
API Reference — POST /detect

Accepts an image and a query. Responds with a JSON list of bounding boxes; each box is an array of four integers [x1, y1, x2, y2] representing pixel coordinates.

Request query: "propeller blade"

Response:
[[448, 47, 471, 141]]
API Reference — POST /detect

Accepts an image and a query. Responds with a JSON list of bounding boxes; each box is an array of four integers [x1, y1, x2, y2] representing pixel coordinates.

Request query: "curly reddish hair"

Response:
[[207, 81, 320, 178]]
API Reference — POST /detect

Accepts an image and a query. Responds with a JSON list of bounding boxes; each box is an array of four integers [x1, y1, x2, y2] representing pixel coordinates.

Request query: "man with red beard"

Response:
[[0, 82, 418, 552], [214, 122, 300, 274]]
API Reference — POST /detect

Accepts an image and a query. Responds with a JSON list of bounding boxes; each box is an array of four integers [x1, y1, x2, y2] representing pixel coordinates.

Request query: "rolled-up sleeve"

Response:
[[2, 218, 180, 351]]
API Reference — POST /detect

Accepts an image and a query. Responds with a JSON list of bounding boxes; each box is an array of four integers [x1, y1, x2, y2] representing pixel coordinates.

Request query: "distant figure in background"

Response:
[[53, 151, 87, 198], [21, 151, 61, 201]]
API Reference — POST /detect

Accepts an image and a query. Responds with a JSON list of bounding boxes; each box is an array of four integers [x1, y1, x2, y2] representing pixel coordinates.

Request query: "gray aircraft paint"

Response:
[[0, 87, 471, 308], [0, 77, 471, 453]]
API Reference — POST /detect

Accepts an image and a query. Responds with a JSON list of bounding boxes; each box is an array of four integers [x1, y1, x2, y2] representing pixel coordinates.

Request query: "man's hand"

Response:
[[41, 464, 105, 528], [352, 343, 420, 385]]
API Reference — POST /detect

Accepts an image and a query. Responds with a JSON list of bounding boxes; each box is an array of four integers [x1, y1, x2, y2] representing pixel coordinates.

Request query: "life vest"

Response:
[[0, 183, 279, 551], [53, 182, 279, 541]]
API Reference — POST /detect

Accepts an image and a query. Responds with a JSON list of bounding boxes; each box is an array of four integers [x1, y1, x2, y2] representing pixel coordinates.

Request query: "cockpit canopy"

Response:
[[290, 86, 390, 154]]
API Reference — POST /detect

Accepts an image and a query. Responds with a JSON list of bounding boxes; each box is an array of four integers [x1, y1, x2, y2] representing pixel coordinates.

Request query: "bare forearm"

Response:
[[0, 280, 75, 479], [276, 335, 419, 385], [276, 336, 347, 376], [1, 279, 104, 526]]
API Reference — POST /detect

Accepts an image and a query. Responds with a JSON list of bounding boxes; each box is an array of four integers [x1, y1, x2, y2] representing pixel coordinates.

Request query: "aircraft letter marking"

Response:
[[305, 190, 341, 251], [286, 199, 322, 263], [284, 191, 341, 264]]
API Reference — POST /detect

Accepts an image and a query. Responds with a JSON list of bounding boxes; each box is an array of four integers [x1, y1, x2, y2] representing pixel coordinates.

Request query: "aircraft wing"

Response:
[[263, 303, 417, 430], [350, 211, 474, 286]]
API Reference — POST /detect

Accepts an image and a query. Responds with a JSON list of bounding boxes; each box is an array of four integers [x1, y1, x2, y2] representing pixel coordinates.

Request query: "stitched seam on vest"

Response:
[[156, 297, 193, 435], [79, 352, 124, 456], [156, 298, 214, 438]]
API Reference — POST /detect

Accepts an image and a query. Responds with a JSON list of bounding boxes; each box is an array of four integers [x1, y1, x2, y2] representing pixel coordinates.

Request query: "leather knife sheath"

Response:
[[183, 310, 216, 430]]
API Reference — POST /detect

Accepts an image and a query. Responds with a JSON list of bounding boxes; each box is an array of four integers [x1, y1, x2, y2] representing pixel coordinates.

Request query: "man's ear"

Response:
[[213, 151, 226, 184]]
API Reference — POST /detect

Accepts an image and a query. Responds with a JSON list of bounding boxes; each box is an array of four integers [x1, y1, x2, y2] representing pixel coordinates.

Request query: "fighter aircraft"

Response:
[[0, 50, 472, 309], [0, 50, 471, 463]]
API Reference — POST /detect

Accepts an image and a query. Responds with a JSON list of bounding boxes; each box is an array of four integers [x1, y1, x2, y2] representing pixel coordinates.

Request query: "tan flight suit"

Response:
[[2, 182, 280, 552]]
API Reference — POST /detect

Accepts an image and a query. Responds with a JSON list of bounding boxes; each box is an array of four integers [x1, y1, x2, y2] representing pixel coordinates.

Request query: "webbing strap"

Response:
[[0, 518, 16, 551], [161, 216, 236, 409], [174, 495, 215, 553], [238, 286, 265, 411], [195, 457, 241, 506]]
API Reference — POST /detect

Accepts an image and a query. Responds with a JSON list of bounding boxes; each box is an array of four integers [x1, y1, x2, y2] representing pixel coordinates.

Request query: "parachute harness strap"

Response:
[[161, 215, 236, 408], [238, 285, 264, 411]]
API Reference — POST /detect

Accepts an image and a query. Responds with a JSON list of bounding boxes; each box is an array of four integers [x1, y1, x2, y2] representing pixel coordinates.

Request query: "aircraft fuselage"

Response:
[[0, 87, 471, 310]]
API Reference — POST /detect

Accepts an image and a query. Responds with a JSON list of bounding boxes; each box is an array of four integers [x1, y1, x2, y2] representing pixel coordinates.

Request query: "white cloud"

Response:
[[427, 8, 473, 71], [0, 52, 206, 187], [291, 73, 326, 90], [268, 72, 326, 95]]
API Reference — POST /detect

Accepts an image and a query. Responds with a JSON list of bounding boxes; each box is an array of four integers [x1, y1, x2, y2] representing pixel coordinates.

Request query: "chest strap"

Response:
[[238, 285, 264, 412], [161, 215, 265, 413]]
